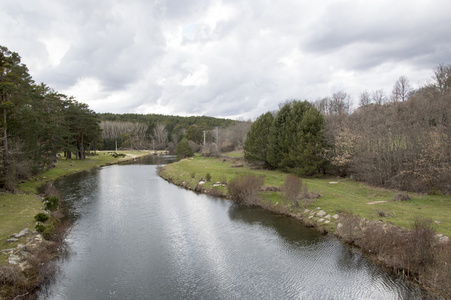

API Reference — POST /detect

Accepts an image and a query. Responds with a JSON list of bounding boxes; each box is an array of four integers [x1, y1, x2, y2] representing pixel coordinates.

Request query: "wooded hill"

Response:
[[244, 64, 451, 194], [98, 113, 237, 150], [0, 45, 239, 191]]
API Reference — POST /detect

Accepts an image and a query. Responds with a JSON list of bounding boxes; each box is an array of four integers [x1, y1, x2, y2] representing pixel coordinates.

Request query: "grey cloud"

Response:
[[1, 0, 450, 119]]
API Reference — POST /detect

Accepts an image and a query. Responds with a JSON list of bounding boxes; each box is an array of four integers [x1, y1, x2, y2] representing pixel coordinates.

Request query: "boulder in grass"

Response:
[[392, 193, 410, 201]]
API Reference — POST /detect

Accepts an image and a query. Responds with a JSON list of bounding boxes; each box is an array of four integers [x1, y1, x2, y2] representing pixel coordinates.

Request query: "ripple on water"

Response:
[[40, 164, 428, 300]]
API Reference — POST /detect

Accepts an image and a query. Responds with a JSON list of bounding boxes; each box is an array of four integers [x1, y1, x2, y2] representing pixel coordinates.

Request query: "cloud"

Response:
[[1, 0, 450, 119]]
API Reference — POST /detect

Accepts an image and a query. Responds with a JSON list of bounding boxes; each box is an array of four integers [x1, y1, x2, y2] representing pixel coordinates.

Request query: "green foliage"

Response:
[[110, 152, 126, 158], [35, 223, 46, 233], [176, 138, 193, 158], [0, 45, 102, 190], [98, 112, 235, 147], [205, 173, 212, 182], [246, 100, 325, 176], [186, 125, 204, 144], [244, 112, 274, 166], [44, 196, 59, 211], [34, 213, 49, 223]]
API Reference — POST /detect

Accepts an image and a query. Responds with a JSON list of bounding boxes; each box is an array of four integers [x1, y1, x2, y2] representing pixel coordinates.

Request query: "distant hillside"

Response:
[[98, 113, 240, 151], [99, 113, 236, 132]]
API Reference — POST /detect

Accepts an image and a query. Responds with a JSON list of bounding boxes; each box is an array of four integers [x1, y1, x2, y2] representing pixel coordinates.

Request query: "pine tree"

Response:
[[244, 112, 274, 166]]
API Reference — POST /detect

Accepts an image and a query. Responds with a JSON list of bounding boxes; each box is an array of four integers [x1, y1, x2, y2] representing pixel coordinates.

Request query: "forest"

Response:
[[244, 64, 451, 194], [0, 45, 243, 191], [0, 46, 101, 191], [98, 113, 237, 151]]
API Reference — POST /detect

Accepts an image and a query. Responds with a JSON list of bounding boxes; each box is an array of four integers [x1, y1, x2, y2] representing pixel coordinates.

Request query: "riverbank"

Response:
[[0, 150, 159, 299], [158, 153, 451, 298]]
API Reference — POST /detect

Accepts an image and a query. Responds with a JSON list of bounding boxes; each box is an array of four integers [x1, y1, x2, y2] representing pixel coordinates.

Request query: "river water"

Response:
[[39, 156, 427, 299]]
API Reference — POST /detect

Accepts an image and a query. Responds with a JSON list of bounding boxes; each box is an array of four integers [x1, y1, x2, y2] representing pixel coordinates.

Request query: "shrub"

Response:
[[227, 174, 264, 205], [205, 173, 212, 182], [34, 213, 49, 223], [110, 152, 126, 158], [407, 216, 436, 274], [202, 143, 218, 157], [336, 210, 362, 243], [283, 174, 301, 205], [392, 193, 411, 201], [35, 223, 46, 233], [44, 196, 59, 211], [176, 138, 193, 158]]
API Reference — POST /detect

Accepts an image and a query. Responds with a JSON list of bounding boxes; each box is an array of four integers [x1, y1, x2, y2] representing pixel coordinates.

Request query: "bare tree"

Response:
[[371, 89, 387, 105], [329, 91, 351, 115], [314, 97, 330, 115], [152, 122, 168, 149], [219, 120, 252, 151], [100, 121, 148, 149], [358, 90, 371, 107], [391, 76, 412, 102], [432, 63, 451, 94]]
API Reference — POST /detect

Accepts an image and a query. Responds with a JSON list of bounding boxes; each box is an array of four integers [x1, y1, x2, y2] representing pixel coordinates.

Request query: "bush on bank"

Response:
[[159, 154, 451, 298]]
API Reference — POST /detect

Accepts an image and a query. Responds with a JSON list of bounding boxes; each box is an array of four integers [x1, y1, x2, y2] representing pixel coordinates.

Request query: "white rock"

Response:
[[316, 210, 327, 217], [9, 254, 20, 265], [438, 236, 450, 244], [12, 228, 30, 238], [332, 214, 339, 220], [317, 218, 325, 223]]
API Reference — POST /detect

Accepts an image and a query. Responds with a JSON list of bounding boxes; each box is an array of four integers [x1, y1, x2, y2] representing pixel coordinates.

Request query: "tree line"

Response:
[[244, 64, 450, 194], [97, 113, 248, 153], [98, 113, 236, 150], [0, 46, 243, 190], [0, 45, 101, 191]]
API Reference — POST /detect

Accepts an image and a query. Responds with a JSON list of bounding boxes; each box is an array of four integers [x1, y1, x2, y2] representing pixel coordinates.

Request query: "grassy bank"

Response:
[[159, 153, 451, 238], [0, 150, 152, 265], [159, 154, 451, 297]]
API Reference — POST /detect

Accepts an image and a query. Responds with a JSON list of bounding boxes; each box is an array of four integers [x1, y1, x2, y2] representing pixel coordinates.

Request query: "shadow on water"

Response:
[[125, 154, 177, 165], [37, 156, 434, 300], [228, 203, 324, 245]]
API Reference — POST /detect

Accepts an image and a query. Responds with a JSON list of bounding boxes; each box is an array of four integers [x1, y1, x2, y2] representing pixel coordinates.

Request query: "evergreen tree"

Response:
[[247, 100, 325, 176], [288, 104, 325, 176], [267, 102, 291, 168], [244, 112, 273, 166], [176, 138, 193, 158]]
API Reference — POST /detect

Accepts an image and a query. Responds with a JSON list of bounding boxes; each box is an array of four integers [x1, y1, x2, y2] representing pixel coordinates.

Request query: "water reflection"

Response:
[[228, 204, 322, 245], [40, 161, 427, 299]]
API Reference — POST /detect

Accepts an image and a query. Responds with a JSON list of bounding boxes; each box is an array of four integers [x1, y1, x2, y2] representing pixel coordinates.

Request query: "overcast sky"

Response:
[[1, 1, 450, 119]]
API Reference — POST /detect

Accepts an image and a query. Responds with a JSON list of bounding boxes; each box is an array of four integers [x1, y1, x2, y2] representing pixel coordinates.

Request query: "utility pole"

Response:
[[203, 131, 207, 146], [215, 127, 219, 152]]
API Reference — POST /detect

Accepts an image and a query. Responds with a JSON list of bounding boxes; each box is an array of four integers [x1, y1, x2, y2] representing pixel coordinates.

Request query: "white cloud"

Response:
[[1, 0, 450, 119]]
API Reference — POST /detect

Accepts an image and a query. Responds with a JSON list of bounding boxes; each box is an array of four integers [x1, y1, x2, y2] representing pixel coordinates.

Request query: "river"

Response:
[[39, 156, 428, 299]]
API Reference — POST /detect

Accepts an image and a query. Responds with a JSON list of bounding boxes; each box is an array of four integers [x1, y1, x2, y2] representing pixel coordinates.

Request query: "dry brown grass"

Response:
[[336, 213, 450, 298]]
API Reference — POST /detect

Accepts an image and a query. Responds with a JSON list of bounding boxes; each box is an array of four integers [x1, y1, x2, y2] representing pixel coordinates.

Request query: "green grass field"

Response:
[[0, 150, 151, 265], [160, 154, 451, 237]]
